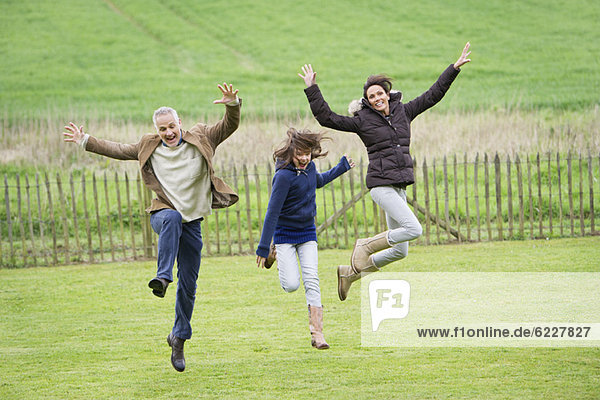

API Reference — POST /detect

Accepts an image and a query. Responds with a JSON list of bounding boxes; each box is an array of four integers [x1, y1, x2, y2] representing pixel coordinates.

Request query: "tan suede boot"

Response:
[[351, 231, 391, 271], [337, 258, 379, 301], [308, 305, 330, 349]]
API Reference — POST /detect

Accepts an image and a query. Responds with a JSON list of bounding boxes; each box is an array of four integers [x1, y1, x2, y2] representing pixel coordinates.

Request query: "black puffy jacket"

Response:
[[304, 64, 460, 189]]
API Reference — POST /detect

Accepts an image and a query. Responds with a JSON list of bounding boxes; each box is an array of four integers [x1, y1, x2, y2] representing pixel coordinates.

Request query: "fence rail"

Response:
[[1, 151, 598, 267]]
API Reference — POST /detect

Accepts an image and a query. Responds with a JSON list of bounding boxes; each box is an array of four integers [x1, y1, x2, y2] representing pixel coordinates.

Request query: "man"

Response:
[[63, 83, 241, 372]]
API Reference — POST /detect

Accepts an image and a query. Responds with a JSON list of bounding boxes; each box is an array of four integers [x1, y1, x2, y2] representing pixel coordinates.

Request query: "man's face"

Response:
[[366, 84, 390, 116], [155, 113, 182, 147], [292, 149, 312, 170]]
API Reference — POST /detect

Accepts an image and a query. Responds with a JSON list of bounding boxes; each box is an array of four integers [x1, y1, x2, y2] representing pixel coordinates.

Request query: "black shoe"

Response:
[[167, 333, 186, 372], [148, 277, 169, 298]]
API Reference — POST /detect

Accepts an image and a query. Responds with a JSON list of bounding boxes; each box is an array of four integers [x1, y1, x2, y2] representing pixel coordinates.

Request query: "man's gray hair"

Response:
[[152, 106, 179, 129]]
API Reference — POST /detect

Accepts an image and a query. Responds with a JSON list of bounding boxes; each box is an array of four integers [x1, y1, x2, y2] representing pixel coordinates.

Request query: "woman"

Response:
[[299, 43, 471, 301], [256, 128, 353, 348]]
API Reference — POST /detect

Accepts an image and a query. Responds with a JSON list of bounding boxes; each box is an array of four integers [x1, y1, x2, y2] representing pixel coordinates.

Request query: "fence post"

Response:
[[16, 174, 27, 265], [93, 173, 104, 262], [494, 153, 503, 240], [432, 158, 441, 243], [556, 153, 564, 236], [349, 167, 358, 241], [536, 153, 543, 237], [527, 156, 534, 239], [474, 154, 481, 241], [443, 156, 451, 242], [453, 155, 460, 243], [515, 154, 524, 239], [339, 172, 349, 248], [359, 159, 369, 238], [243, 165, 255, 253], [135, 172, 148, 259], [422, 157, 431, 245], [254, 164, 263, 235], [56, 173, 71, 263], [578, 153, 584, 236], [506, 155, 513, 238], [547, 153, 553, 235], [321, 168, 330, 248], [126, 173, 137, 259], [104, 172, 116, 262], [567, 152, 574, 236], [35, 173, 48, 266], [143, 186, 154, 258], [463, 154, 470, 241], [44, 173, 58, 265], [232, 165, 243, 254], [69, 172, 81, 258], [329, 162, 340, 246], [81, 173, 94, 262], [222, 163, 232, 256], [215, 209, 222, 255], [484, 154, 492, 241], [25, 175, 38, 266], [114, 172, 126, 259], [589, 151, 595, 234]]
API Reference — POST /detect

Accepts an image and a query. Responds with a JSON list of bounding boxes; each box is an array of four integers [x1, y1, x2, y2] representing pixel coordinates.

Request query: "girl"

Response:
[[299, 43, 472, 301], [256, 128, 354, 349]]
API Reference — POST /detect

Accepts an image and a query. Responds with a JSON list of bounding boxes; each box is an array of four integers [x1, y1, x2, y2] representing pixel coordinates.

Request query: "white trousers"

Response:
[[275, 241, 321, 307], [369, 185, 422, 268]]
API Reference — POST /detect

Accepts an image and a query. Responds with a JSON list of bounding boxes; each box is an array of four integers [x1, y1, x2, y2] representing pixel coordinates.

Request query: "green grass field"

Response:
[[1, 2, 599, 397], [1, 0, 599, 121], [1, 238, 599, 399]]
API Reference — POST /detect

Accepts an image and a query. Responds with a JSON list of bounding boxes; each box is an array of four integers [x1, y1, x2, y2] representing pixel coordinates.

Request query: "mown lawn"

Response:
[[1, 237, 599, 399]]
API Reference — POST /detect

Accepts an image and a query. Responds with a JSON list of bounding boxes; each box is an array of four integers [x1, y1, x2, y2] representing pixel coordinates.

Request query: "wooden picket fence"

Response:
[[1, 151, 598, 267]]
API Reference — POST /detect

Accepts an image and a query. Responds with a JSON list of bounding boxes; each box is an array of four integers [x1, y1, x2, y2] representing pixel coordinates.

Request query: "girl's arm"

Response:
[[299, 64, 361, 133], [256, 172, 291, 263], [316, 155, 355, 189]]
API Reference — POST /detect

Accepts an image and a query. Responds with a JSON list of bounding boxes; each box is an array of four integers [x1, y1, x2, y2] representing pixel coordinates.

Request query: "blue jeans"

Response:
[[150, 209, 203, 340]]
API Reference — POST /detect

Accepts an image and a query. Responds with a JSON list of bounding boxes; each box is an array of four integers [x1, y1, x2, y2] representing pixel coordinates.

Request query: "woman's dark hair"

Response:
[[273, 128, 329, 167], [363, 74, 393, 98]]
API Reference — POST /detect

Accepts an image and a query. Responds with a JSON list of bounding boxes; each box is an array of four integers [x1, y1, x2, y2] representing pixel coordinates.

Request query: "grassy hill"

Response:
[[1, 0, 599, 121]]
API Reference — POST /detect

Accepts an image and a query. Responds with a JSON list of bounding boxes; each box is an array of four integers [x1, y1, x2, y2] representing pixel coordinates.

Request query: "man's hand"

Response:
[[454, 42, 471, 70], [298, 64, 317, 87], [213, 82, 239, 104], [63, 122, 86, 145], [256, 255, 267, 269]]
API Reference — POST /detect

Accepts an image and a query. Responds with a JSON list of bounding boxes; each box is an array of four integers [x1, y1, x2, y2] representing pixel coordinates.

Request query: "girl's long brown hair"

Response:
[[273, 128, 329, 167]]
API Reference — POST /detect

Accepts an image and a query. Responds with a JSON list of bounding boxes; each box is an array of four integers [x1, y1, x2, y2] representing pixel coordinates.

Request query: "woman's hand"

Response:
[[213, 82, 239, 104], [63, 122, 86, 145], [454, 42, 471, 70], [298, 64, 317, 87]]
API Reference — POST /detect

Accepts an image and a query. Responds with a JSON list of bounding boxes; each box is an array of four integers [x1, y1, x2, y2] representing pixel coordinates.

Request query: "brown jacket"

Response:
[[85, 104, 241, 213]]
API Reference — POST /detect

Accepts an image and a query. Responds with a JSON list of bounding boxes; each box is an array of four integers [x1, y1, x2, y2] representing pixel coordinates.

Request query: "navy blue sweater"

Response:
[[256, 156, 351, 258]]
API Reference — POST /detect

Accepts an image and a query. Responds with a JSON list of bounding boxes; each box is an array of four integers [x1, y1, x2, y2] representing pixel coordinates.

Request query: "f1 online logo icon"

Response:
[[369, 280, 410, 331]]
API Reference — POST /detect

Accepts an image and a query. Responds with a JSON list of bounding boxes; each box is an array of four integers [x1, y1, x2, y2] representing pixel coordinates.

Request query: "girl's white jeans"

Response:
[[275, 241, 321, 307]]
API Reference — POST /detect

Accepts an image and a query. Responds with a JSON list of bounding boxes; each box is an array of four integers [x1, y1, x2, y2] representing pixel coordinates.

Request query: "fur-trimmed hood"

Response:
[[347, 90, 403, 115]]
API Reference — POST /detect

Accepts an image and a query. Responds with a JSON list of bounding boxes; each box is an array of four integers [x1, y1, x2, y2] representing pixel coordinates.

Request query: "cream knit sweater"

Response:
[[150, 142, 212, 222]]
